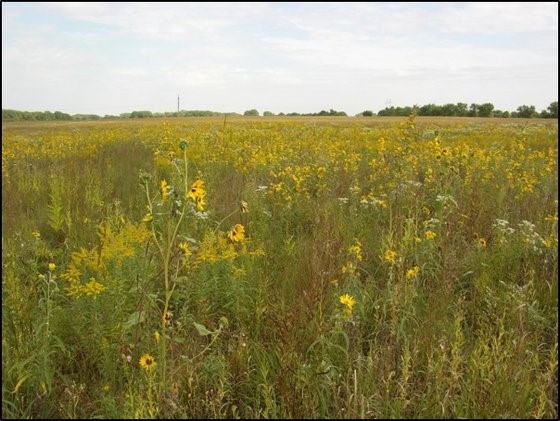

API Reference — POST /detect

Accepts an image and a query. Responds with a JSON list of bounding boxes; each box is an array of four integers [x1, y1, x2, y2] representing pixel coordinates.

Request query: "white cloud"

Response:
[[2, 2, 557, 115]]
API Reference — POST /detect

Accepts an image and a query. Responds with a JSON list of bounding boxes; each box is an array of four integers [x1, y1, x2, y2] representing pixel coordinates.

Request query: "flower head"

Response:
[[339, 293, 356, 309], [348, 239, 363, 261], [48, 263, 56, 272], [384, 249, 397, 263], [178, 242, 192, 258], [425, 230, 437, 240], [139, 353, 156, 371], [188, 179, 206, 210], [228, 224, 246, 243], [406, 266, 420, 280], [339, 293, 356, 319], [160, 179, 170, 201]]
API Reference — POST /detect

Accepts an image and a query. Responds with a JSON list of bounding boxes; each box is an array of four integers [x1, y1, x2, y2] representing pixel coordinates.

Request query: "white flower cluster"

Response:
[[517, 220, 546, 253]]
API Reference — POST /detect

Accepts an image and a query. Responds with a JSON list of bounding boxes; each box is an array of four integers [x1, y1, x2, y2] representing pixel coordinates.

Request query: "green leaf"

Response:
[[123, 311, 145, 330], [193, 322, 212, 336]]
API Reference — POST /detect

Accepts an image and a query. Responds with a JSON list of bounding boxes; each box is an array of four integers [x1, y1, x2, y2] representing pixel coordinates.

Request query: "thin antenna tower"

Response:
[[385, 99, 392, 108], [177, 94, 180, 113]]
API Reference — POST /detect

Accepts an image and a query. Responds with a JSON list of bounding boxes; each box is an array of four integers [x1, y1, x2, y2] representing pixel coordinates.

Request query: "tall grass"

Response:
[[2, 117, 557, 418]]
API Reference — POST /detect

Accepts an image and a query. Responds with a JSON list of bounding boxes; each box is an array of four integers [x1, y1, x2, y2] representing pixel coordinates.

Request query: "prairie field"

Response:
[[2, 116, 558, 418]]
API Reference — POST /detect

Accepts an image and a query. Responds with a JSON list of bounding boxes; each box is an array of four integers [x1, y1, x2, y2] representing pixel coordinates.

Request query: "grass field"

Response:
[[2, 116, 558, 418]]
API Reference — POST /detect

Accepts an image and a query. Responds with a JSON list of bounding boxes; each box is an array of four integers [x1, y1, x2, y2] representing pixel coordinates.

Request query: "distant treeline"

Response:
[[2, 101, 557, 122], [373, 102, 558, 119], [1, 109, 243, 122]]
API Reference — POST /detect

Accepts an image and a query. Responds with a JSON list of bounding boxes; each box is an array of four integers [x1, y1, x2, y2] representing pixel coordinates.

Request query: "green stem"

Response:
[[159, 146, 190, 398]]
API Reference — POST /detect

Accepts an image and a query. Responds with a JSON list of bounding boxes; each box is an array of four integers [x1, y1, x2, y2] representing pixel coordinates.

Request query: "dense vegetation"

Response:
[[2, 116, 557, 418]]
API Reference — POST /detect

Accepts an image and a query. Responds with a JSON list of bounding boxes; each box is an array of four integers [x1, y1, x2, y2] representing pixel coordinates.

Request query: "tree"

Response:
[[547, 101, 558, 118], [263, 111, 274, 116], [516, 105, 537, 118], [478, 103, 494, 117], [130, 110, 153, 118], [362, 110, 373, 117], [456, 103, 468, 116], [467, 103, 479, 117], [243, 109, 259, 116], [441, 103, 458, 116]]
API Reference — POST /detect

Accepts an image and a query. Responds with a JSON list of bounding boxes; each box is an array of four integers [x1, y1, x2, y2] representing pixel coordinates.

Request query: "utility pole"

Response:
[[177, 94, 180, 113]]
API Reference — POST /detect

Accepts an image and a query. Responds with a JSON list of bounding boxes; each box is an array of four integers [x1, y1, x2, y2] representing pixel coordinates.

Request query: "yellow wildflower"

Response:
[[228, 224, 246, 243], [48, 263, 56, 272], [160, 179, 170, 201], [188, 179, 206, 210], [195, 195, 206, 211], [139, 354, 156, 371], [339, 293, 356, 319], [339, 293, 356, 309], [188, 179, 205, 200], [384, 249, 397, 263], [178, 242, 192, 258], [348, 239, 363, 261], [425, 230, 437, 240], [83, 278, 106, 296], [406, 266, 420, 279]]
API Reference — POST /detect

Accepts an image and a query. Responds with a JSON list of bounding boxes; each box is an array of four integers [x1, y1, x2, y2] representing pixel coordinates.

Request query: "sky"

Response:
[[2, 2, 558, 116]]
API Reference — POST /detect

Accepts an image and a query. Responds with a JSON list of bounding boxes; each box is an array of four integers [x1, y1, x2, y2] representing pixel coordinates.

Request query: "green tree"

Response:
[[478, 103, 494, 117], [547, 101, 558, 118], [516, 105, 537, 118], [456, 102, 468, 116], [243, 109, 259, 116], [362, 110, 373, 117], [467, 103, 479, 117]]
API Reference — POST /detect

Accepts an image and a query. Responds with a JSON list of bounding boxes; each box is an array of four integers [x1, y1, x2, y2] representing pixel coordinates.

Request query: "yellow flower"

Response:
[[348, 239, 363, 261], [228, 224, 246, 243], [339, 293, 356, 310], [384, 249, 397, 263], [48, 263, 56, 272], [188, 179, 205, 200], [425, 230, 437, 240], [139, 354, 156, 371], [478, 238, 487, 248], [160, 179, 170, 201], [195, 195, 206, 211], [339, 293, 356, 319], [178, 242, 192, 257], [32, 230, 41, 239], [83, 278, 106, 296], [406, 266, 420, 279], [188, 179, 206, 210]]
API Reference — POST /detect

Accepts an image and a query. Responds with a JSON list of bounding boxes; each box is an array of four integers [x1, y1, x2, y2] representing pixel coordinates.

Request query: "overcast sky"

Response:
[[2, 2, 558, 116]]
